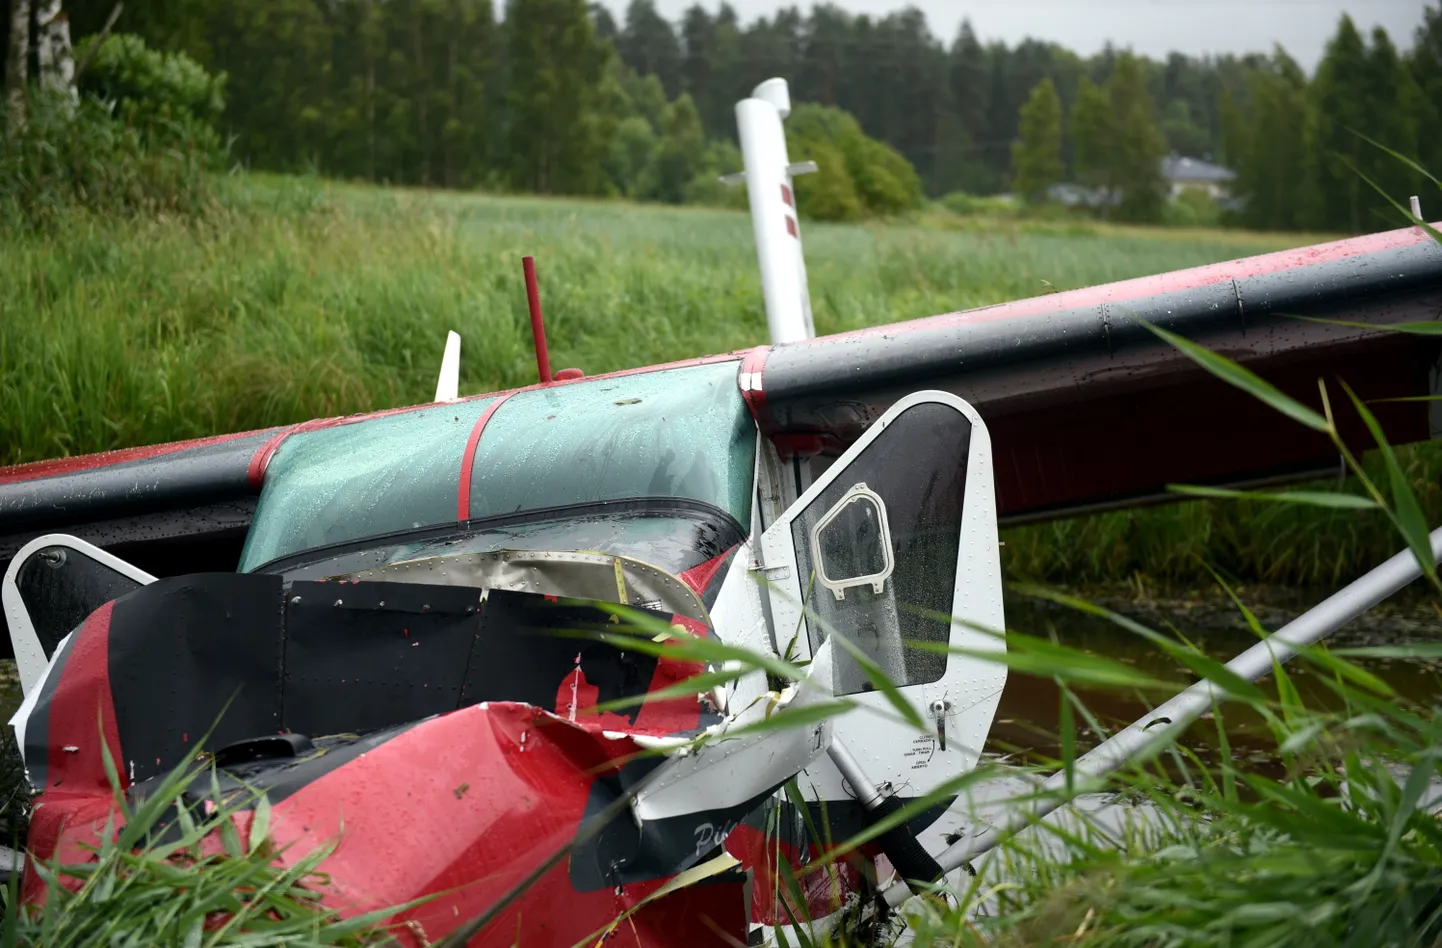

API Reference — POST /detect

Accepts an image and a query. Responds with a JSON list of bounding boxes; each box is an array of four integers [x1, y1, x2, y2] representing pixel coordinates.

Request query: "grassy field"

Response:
[[2, 174, 1436, 585], [0, 175, 1327, 462]]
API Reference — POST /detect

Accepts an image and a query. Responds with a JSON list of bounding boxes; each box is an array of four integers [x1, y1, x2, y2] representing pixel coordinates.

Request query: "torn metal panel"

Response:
[[337, 548, 711, 625]]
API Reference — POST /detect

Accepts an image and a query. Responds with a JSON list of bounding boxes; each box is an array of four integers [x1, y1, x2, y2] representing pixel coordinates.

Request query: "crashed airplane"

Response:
[[1, 79, 1441, 945]]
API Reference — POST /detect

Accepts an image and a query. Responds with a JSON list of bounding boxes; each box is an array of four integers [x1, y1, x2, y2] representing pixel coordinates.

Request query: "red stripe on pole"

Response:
[[785, 216, 798, 238], [523, 256, 552, 384], [781, 184, 793, 207]]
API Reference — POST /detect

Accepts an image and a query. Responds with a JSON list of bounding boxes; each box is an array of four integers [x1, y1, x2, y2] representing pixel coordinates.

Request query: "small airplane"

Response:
[[1, 78, 1440, 946]]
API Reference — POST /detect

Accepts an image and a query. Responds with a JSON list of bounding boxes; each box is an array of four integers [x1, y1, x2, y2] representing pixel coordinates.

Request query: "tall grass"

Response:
[[0, 174, 1317, 467]]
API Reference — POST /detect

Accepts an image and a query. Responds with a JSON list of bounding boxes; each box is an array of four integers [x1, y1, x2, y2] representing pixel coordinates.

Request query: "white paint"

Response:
[[736, 79, 816, 346], [756, 391, 1007, 805], [631, 639, 836, 821], [434, 330, 461, 402], [3, 534, 156, 697]]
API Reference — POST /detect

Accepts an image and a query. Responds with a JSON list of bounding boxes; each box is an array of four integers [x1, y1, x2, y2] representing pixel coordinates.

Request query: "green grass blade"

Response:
[[1168, 484, 1379, 509], [1341, 381, 1438, 581]]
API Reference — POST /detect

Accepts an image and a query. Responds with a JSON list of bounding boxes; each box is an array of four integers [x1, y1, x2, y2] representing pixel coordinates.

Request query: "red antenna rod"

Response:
[[522, 256, 552, 384]]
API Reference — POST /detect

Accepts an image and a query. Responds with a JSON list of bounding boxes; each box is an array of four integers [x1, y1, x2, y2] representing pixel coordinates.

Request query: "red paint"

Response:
[[457, 393, 518, 522], [553, 368, 585, 381], [247, 423, 307, 487], [0, 430, 263, 487], [785, 216, 798, 238], [781, 184, 793, 207], [524, 256, 553, 384], [245, 401, 479, 488], [22, 603, 126, 906], [772, 434, 827, 459], [724, 823, 864, 926], [738, 346, 770, 420], [791, 226, 1438, 347], [679, 547, 735, 598], [25, 700, 749, 945]]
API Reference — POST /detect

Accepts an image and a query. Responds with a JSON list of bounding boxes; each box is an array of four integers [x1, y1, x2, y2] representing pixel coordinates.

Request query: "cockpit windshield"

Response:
[[238, 360, 756, 572]]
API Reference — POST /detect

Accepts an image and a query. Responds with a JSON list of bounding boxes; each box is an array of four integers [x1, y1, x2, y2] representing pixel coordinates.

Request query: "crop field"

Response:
[[3, 175, 1436, 586]]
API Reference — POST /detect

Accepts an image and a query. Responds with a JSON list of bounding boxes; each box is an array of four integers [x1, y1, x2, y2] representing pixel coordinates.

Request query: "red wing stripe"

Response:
[[246, 418, 343, 488], [0, 430, 263, 487], [457, 394, 518, 522]]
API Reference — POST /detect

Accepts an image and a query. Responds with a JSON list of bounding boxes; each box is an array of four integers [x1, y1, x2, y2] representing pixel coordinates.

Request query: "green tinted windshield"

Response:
[[239, 397, 499, 570], [466, 361, 754, 523], [239, 360, 753, 571]]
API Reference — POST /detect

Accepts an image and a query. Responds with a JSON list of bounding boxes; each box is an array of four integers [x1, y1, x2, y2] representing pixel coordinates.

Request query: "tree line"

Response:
[[1009, 10, 1442, 231], [3, 0, 1438, 232]]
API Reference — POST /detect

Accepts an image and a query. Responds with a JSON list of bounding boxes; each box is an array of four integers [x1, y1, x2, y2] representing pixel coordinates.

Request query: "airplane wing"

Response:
[[2, 223, 1439, 649], [745, 223, 1442, 523]]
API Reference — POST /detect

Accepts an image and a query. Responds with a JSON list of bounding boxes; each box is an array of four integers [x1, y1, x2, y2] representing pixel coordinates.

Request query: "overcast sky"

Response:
[[604, 0, 1430, 73]]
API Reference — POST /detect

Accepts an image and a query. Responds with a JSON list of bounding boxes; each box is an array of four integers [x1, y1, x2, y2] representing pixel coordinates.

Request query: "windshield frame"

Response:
[[246, 496, 748, 578]]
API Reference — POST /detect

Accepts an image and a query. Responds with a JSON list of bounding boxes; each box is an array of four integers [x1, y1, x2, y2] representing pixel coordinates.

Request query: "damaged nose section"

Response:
[[630, 639, 836, 823]]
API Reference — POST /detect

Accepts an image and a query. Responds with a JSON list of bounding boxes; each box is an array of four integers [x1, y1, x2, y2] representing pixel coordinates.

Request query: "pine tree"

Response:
[[620, 0, 680, 98], [201, 0, 333, 172], [1307, 15, 1374, 232], [1010, 77, 1062, 203], [504, 0, 611, 194], [1308, 17, 1422, 232], [1410, 6, 1442, 175], [1224, 47, 1311, 231], [1069, 75, 1112, 201], [588, 2, 617, 42], [679, 5, 713, 116], [1107, 52, 1167, 222]]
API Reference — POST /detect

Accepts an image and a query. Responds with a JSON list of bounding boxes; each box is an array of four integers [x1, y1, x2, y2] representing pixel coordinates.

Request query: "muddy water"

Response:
[[987, 584, 1442, 767]]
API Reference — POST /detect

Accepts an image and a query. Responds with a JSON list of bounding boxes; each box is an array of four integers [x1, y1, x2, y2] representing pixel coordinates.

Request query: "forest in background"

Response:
[[2, 1, 1440, 231]]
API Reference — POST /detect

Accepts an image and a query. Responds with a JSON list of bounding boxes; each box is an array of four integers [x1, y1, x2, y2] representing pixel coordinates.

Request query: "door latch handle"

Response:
[[928, 698, 952, 752]]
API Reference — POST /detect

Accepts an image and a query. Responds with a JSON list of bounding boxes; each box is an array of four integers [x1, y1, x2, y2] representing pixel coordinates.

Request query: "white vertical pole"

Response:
[[736, 79, 816, 345]]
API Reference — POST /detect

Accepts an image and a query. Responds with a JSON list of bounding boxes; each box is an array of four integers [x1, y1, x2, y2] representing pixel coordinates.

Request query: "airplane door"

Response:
[[757, 391, 1006, 831]]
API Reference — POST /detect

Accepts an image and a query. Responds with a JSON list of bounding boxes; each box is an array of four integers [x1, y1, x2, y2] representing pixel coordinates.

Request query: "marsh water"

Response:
[[988, 584, 1442, 768]]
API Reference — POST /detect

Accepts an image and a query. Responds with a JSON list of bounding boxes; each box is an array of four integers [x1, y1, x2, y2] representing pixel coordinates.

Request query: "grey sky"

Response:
[[606, 0, 1430, 73]]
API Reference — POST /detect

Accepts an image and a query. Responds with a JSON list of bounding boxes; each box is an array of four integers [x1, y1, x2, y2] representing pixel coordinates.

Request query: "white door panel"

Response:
[[757, 391, 1006, 804]]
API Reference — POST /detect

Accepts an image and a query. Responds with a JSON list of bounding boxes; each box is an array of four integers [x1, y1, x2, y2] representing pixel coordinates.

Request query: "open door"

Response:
[[757, 391, 1005, 827]]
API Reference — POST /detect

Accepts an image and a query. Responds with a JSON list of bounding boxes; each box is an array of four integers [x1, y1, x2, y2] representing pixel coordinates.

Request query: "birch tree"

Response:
[[6, 0, 32, 129], [36, 0, 78, 106]]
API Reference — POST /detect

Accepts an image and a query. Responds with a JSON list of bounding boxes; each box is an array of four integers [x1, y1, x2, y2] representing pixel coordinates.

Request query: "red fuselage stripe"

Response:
[[457, 394, 518, 522], [0, 431, 261, 486]]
